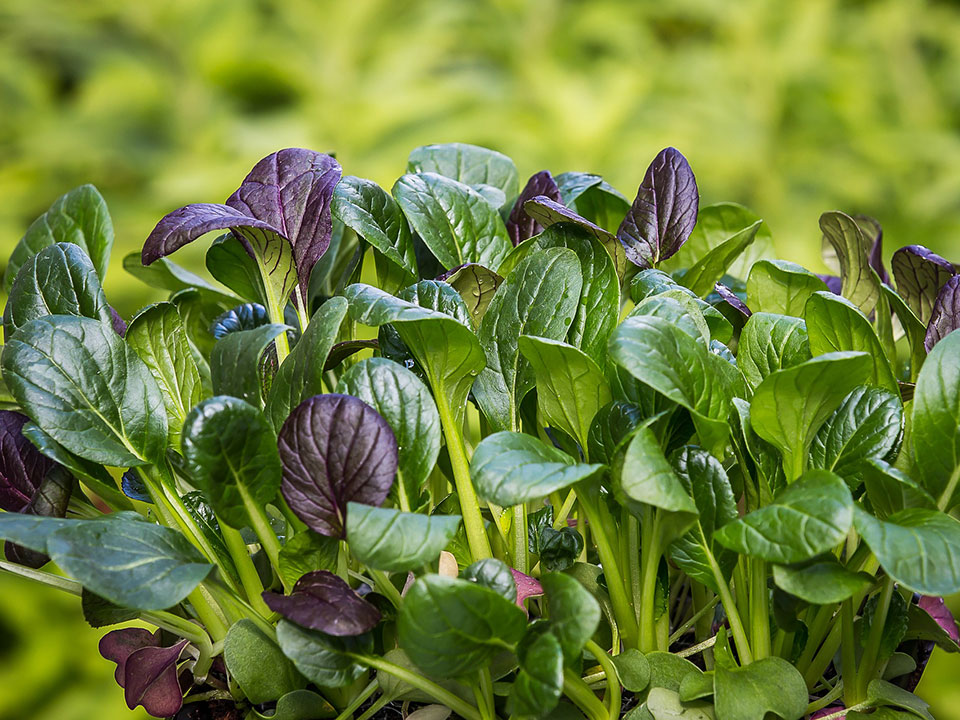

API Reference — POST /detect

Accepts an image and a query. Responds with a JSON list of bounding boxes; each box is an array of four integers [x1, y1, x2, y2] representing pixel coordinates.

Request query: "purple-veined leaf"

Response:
[[523, 196, 614, 244], [891, 245, 957, 325], [857, 214, 890, 284], [714, 283, 751, 317], [279, 394, 397, 537], [124, 639, 189, 716], [226, 149, 342, 299], [506, 171, 562, 245], [924, 275, 960, 351], [617, 147, 699, 269], [263, 569, 381, 636], [0, 410, 53, 513]]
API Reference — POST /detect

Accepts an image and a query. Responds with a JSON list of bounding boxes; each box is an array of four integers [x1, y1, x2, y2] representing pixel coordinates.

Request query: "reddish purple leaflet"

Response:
[[263, 570, 381, 636], [506, 171, 562, 245]]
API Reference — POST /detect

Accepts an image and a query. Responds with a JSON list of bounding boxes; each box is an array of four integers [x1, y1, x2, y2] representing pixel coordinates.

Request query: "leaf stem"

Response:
[[237, 484, 283, 587], [513, 504, 528, 574], [255, 253, 291, 363], [706, 547, 752, 665], [0, 560, 81, 594], [857, 577, 894, 699], [368, 569, 404, 608], [750, 558, 770, 659], [938, 463, 960, 511], [584, 640, 620, 720], [562, 667, 608, 720], [668, 593, 718, 646], [638, 508, 662, 652], [840, 597, 860, 708], [333, 680, 379, 720], [219, 522, 272, 617], [356, 655, 482, 720]]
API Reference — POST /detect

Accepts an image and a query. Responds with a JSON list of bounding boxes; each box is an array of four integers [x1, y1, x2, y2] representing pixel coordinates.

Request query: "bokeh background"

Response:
[[2, 0, 960, 717]]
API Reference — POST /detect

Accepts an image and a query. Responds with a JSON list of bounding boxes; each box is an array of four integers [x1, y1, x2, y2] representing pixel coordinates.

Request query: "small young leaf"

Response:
[[210, 323, 287, 405], [461, 557, 518, 601], [225, 618, 307, 704], [865, 679, 934, 720], [263, 570, 381, 636], [615, 427, 697, 522], [204, 233, 266, 303], [746, 259, 829, 317], [511, 628, 564, 718], [440, 263, 504, 326], [819, 211, 882, 315], [346, 502, 461, 572], [679, 220, 761, 298], [278, 530, 339, 588], [541, 572, 601, 663], [714, 651, 807, 720], [611, 648, 651, 692]]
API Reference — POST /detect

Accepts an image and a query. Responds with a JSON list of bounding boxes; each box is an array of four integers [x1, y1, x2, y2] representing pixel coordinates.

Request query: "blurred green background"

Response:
[[2, 0, 960, 717]]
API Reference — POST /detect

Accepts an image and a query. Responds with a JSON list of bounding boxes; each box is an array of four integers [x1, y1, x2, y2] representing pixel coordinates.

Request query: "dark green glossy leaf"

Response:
[[4, 184, 113, 291], [123, 249, 240, 306], [1, 315, 168, 466], [854, 506, 960, 595], [616, 428, 697, 525], [225, 618, 305, 704], [861, 589, 909, 660], [746, 260, 828, 317], [278, 530, 338, 589], [471, 431, 603, 507], [265, 297, 348, 430], [808, 386, 903, 489], [713, 634, 807, 720], [474, 248, 582, 432], [398, 574, 527, 677], [587, 402, 652, 466], [333, 175, 417, 276], [511, 628, 564, 718], [820, 211, 882, 315], [275, 620, 372, 688], [81, 589, 139, 628], [180, 490, 239, 587], [210, 323, 287, 405], [541, 571, 601, 663], [630, 293, 710, 344], [460, 557, 517, 602], [737, 313, 811, 392], [862, 460, 936, 519], [714, 470, 852, 564], [345, 502, 460, 572], [205, 233, 266, 304], [3, 243, 113, 341], [538, 527, 583, 573], [407, 143, 519, 198], [181, 397, 281, 529], [772, 559, 873, 604]]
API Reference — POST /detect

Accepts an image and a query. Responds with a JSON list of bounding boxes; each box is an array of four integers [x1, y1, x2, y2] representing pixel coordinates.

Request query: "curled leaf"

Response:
[[924, 275, 960, 351], [506, 170, 562, 245], [892, 245, 956, 325]]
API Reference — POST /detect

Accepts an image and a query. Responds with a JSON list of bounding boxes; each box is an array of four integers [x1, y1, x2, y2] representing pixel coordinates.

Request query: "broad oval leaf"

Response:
[[805, 291, 897, 393], [392, 172, 512, 272], [819, 211, 882, 315], [746, 259, 829, 317], [679, 220, 761, 298], [891, 245, 956, 325], [47, 517, 212, 610], [713, 470, 853, 564], [407, 143, 519, 198], [4, 184, 113, 292], [518, 335, 612, 451], [224, 619, 305, 705], [279, 394, 397, 538], [398, 574, 527, 678], [616, 427, 697, 520], [541, 571, 601, 663], [737, 313, 811, 392], [925, 275, 960, 351], [471, 431, 603, 507], [126, 302, 202, 446], [772, 559, 873, 604], [617, 148, 699, 268], [210, 323, 287, 405], [473, 247, 582, 432], [181, 396, 281, 529], [337, 357, 441, 508], [808, 386, 903, 489], [511, 628, 564, 717], [912, 330, 960, 507], [1, 315, 168, 466], [266, 297, 349, 430], [346, 502, 461, 573], [3, 243, 113, 341], [854, 506, 960, 596], [263, 570, 381, 636], [714, 644, 808, 720], [862, 459, 936, 520], [749, 351, 873, 480], [275, 620, 372, 688]]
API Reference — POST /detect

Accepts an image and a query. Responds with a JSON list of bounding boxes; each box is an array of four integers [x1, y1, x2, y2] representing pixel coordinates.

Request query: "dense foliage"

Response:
[[2, 143, 960, 720]]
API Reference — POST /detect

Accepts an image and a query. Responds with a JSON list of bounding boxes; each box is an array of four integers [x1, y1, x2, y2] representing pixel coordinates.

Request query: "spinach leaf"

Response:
[[204, 233, 267, 304], [746, 259, 829, 316], [862, 460, 936, 519], [510, 628, 564, 718], [820, 210, 882, 314], [679, 220, 761, 298], [925, 275, 960, 351], [713, 632, 808, 720], [407, 143, 519, 198], [737, 312, 810, 392], [541, 571, 601, 663], [440, 263, 503, 327], [275, 620, 372, 688], [210, 323, 287, 405], [224, 619, 305, 704], [615, 428, 697, 529], [891, 245, 956, 325], [772, 559, 873, 604], [346, 503, 461, 572], [123, 249, 240, 306]]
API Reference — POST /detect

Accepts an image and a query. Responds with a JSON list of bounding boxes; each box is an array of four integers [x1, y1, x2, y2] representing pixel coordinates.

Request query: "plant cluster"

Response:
[[1, 143, 960, 720]]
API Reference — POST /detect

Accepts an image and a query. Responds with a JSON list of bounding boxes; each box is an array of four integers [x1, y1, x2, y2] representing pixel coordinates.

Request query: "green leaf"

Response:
[[772, 559, 873, 604], [47, 517, 212, 610], [4, 184, 113, 291], [1, 315, 168, 466], [678, 672, 715, 702], [611, 649, 651, 693], [81, 589, 139, 629], [266, 297, 348, 430], [862, 460, 936, 519], [609, 315, 740, 454], [126, 302, 202, 446], [181, 490, 239, 587], [713, 651, 807, 720], [225, 619, 306, 704], [205, 234, 266, 304], [0, 513, 73, 554], [645, 688, 715, 720], [714, 470, 853, 564], [278, 530, 339, 588], [344, 283, 485, 428], [912, 330, 960, 507], [679, 220, 761, 297], [820, 211, 882, 315], [474, 248, 582, 432], [275, 620, 371, 688], [345, 503, 461, 572], [541, 572, 601, 663], [337, 357, 441, 507], [749, 352, 873, 480], [630, 293, 710, 344], [808, 386, 903, 489], [3, 243, 113, 340], [333, 175, 417, 276], [124, 249, 240, 306], [854, 506, 960, 595], [398, 574, 527, 677], [518, 336, 611, 451], [861, 588, 909, 660], [181, 396, 281, 529], [883, 285, 927, 377], [511, 628, 564, 718], [616, 428, 697, 525], [442, 263, 503, 327], [251, 690, 336, 720], [393, 172, 512, 271], [644, 652, 702, 696], [736, 313, 811, 392], [471, 431, 603, 507], [746, 259, 828, 317], [461, 557, 517, 601], [865, 679, 934, 720], [210, 323, 287, 405], [407, 143, 519, 198], [805, 291, 898, 392]]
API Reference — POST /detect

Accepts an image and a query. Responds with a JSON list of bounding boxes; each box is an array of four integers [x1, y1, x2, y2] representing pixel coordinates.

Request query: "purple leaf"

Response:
[[0, 411, 52, 513], [924, 275, 960, 352], [714, 283, 752, 317], [919, 595, 960, 644], [279, 394, 397, 537], [99, 628, 161, 686], [856, 214, 889, 284], [617, 147, 699, 268], [891, 245, 957, 324], [123, 639, 189, 717], [5, 465, 73, 568], [263, 570, 381, 636], [811, 707, 845, 719], [511, 568, 543, 608], [506, 171, 562, 245], [109, 306, 127, 337], [227, 149, 342, 299], [816, 274, 843, 295], [523, 196, 615, 244], [142, 203, 283, 265]]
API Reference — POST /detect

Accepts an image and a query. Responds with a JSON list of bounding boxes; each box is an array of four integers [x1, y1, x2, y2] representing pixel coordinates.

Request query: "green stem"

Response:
[[513, 504, 528, 574], [562, 667, 608, 720], [256, 254, 291, 364], [368, 569, 403, 609], [841, 598, 860, 707], [553, 489, 578, 529], [395, 470, 412, 513], [938, 464, 960, 511], [668, 593, 718, 646], [584, 640, 620, 720], [475, 668, 496, 720], [142, 609, 215, 679], [795, 604, 837, 673], [333, 680, 379, 720], [0, 560, 81, 594], [627, 514, 642, 626], [189, 585, 230, 641], [706, 548, 752, 665], [357, 655, 482, 720], [857, 578, 894, 699], [750, 558, 770, 659], [805, 680, 844, 716], [355, 695, 390, 720], [638, 509, 662, 652], [219, 523, 272, 617], [237, 484, 283, 585]]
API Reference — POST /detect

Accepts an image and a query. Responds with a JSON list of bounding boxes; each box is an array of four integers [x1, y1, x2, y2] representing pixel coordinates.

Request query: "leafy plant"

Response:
[[1, 144, 959, 720]]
